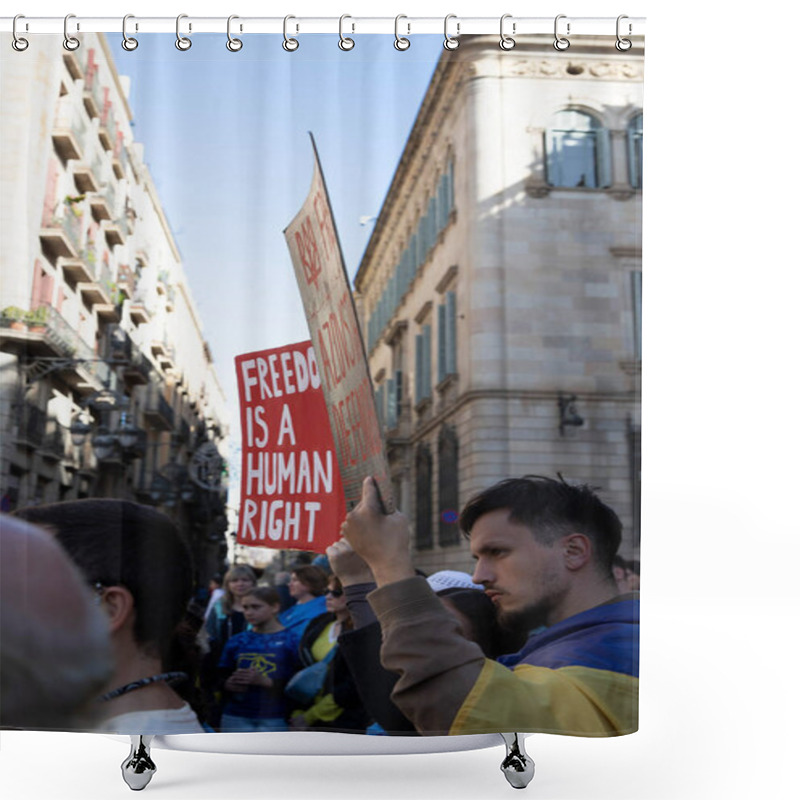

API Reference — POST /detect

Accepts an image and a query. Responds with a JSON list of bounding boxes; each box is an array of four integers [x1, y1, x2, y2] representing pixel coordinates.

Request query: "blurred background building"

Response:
[[356, 36, 643, 574], [0, 34, 230, 585]]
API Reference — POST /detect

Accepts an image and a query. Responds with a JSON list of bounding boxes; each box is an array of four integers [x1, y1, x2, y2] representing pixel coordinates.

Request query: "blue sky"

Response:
[[117, 33, 442, 409]]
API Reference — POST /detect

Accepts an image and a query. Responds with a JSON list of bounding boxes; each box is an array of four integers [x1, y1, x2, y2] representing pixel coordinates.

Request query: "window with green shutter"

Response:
[[415, 324, 432, 404], [628, 112, 643, 189], [437, 291, 458, 383]]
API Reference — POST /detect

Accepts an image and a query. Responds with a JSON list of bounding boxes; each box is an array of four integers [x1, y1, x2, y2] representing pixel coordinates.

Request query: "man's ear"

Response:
[[562, 534, 592, 570], [98, 585, 135, 634]]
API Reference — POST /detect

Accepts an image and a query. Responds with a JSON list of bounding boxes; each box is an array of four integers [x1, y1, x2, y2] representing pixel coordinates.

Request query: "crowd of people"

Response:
[[0, 475, 640, 738]]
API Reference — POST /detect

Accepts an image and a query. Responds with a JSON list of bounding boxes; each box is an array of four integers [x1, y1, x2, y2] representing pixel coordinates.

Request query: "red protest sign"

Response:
[[284, 137, 394, 512], [235, 340, 346, 554]]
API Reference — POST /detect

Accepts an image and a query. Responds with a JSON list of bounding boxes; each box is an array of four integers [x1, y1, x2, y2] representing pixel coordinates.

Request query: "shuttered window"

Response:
[[628, 112, 643, 189]]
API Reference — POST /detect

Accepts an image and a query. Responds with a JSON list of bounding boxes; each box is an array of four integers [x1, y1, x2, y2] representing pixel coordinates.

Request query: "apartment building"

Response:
[[0, 33, 229, 583]]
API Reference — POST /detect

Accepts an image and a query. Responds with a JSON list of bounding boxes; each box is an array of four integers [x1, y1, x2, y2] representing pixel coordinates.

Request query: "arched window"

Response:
[[415, 444, 433, 550], [628, 112, 643, 189], [545, 110, 611, 189]]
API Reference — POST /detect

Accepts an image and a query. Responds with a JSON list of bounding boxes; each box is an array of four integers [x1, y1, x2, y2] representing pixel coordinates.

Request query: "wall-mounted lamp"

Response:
[[70, 385, 145, 462], [558, 394, 584, 436]]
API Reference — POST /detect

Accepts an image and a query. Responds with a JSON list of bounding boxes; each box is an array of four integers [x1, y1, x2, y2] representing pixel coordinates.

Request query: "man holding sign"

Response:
[[337, 476, 639, 738]]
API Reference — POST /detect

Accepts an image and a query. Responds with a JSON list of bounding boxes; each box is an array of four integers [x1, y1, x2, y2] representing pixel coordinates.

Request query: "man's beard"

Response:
[[497, 599, 555, 635]]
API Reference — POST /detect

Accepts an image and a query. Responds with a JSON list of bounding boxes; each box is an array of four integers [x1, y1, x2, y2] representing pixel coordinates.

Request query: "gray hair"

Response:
[[0, 515, 113, 730]]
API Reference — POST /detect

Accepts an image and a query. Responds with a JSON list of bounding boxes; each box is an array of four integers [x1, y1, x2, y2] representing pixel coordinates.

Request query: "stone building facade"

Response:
[[355, 36, 643, 574], [0, 34, 229, 584]]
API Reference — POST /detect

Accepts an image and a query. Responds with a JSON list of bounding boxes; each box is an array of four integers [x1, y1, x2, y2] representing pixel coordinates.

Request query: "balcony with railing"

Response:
[[82, 59, 103, 118], [73, 149, 105, 194], [102, 217, 126, 248], [14, 403, 47, 450], [98, 101, 117, 152], [40, 200, 84, 260], [128, 292, 153, 326], [89, 181, 118, 222], [117, 264, 135, 300], [157, 342, 176, 372], [96, 265, 122, 323], [63, 42, 87, 81], [40, 418, 68, 462], [112, 134, 128, 179], [104, 325, 151, 385], [52, 98, 89, 162], [0, 305, 109, 393], [124, 344, 152, 386], [143, 384, 175, 431], [79, 260, 113, 310]]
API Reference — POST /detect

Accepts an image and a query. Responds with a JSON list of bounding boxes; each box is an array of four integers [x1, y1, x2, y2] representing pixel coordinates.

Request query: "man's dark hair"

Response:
[[15, 499, 194, 661], [459, 476, 622, 578]]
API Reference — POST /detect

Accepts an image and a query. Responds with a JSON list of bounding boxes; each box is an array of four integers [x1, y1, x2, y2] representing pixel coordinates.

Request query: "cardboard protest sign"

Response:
[[235, 340, 346, 554], [284, 137, 394, 512]]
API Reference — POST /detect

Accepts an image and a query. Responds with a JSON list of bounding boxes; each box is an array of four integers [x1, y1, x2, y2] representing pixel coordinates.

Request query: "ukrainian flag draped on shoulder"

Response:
[[450, 596, 639, 736]]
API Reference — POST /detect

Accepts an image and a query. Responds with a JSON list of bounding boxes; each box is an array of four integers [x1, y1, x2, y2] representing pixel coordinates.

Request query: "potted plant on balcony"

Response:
[[1, 306, 27, 331], [25, 306, 49, 334]]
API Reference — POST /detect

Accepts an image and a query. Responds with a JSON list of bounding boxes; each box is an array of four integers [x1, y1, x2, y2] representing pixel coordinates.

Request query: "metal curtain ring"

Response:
[[554, 14, 570, 51], [283, 15, 299, 51], [122, 14, 138, 51], [394, 15, 410, 51], [339, 15, 355, 51], [615, 15, 632, 51], [499, 13, 515, 50], [226, 15, 243, 51], [64, 13, 80, 51], [176, 14, 192, 51], [443, 14, 460, 50], [12, 14, 29, 51]]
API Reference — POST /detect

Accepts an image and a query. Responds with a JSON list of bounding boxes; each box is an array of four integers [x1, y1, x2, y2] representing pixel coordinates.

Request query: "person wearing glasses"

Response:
[[14, 499, 206, 733], [288, 575, 369, 732]]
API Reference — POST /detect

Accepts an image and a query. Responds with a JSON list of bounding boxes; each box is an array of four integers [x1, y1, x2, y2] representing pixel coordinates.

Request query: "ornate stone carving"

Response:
[[502, 58, 641, 80]]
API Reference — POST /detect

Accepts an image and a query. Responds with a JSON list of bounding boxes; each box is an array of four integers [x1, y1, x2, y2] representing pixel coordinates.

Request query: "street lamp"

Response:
[[69, 393, 145, 461]]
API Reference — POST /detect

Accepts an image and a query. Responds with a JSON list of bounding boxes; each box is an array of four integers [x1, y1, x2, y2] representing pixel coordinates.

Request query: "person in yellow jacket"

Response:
[[333, 475, 639, 737]]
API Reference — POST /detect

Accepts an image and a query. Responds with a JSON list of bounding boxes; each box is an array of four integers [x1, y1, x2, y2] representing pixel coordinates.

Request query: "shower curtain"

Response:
[[0, 24, 642, 740]]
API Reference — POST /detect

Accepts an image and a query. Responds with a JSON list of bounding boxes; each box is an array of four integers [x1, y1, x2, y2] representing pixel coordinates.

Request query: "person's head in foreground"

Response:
[[14, 499, 195, 726], [459, 475, 623, 631], [0, 514, 112, 730]]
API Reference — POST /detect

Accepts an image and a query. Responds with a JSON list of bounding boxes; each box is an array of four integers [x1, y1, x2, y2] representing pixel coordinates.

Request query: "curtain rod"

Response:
[[1, 16, 646, 37]]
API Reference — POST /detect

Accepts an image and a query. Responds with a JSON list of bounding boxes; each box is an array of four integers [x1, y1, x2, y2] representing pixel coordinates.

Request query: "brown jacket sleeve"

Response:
[[368, 576, 486, 735]]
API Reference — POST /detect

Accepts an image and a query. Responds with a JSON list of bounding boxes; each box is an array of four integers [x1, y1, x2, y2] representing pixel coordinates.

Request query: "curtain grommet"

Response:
[[615, 15, 633, 51], [12, 14, 29, 51], [121, 14, 139, 51], [394, 15, 410, 51], [338, 15, 355, 51], [176, 14, 192, 51], [554, 14, 570, 51], [226, 15, 243, 52], [283, 15, 299, 51], [443, 14, 460, 51], [499, 14, 516, 50], [63, 13, 80, 51]]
